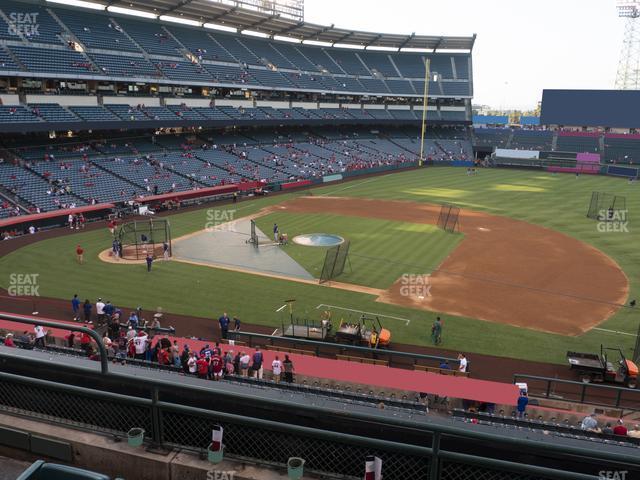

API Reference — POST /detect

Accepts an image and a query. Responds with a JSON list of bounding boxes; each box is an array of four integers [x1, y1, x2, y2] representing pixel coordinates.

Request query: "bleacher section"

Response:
[[510, 130, 553, 151], [473, 128, 511, 148], [0, 2, 473, 99], [0, 128, 448, 213], [603, 134, 640, 164], [555, 132, 599, 153]]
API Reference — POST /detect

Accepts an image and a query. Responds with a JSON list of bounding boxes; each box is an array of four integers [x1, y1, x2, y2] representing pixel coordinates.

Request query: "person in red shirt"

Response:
[[613, 420, 628, 436], [76, 245, 84, 264], [158, 347, 170, 366], [211, 353, 223, 380], [80, 331, 92, 355], [4, 333, 15, 347], [196, 354, 209, 379]]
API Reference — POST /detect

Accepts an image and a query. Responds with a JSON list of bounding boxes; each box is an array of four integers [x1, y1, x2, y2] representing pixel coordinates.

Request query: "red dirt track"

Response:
[[279, 196, 629, 336]]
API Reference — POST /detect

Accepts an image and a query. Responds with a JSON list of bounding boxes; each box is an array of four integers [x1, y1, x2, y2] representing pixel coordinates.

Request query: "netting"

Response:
[[117, 219, 171, 260]]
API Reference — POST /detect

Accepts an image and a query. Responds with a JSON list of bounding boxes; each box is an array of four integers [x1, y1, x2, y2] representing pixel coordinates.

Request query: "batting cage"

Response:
[[246, 219, 259, 248], [586, 192, 627, 220], [437, 204, 461, 233], [117, 219, 171, 260], [319, 240, 351, 284]]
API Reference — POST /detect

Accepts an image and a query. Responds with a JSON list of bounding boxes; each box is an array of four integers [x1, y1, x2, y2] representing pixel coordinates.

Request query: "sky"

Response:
[[304, 0, 625, 110]]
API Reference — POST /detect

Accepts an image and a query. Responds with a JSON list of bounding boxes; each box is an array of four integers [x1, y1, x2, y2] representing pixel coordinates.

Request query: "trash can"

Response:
[[207, 443, 224, 464], [287, 457, 305, 480], [127, 428, 145, 447]]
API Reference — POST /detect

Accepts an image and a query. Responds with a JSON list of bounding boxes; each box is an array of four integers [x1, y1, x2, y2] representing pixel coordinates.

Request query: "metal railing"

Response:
[[227, 330, 460, 369], [514, 374, 640, 410], [0, 370, 617, 480], [0, 312, 108, 374]]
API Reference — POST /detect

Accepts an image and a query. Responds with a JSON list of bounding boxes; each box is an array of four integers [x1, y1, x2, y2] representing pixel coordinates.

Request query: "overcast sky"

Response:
[[304, 0, 624, 110]]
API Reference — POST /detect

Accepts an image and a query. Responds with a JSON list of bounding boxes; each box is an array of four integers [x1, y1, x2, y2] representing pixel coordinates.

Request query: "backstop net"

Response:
[[319, 240, 351, 284], [437, 204, 461, 233], [586, 192, 627, 220], [117, 219, 171, 260]]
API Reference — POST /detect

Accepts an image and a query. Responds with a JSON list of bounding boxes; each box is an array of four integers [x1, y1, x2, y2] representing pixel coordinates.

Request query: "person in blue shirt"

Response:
[[219, 312, 230, 339], [517, 392, 529, 418], [103, 301, 114, 318], [439, 360, 451, 370], [83, 299, 92, 324], [128, 311, 139, 330], [234, 317, 241, 332], [273, 223, 279, 241], [71, 294, 80, 319], [252, 347, 263, 379], [146, 252, 153, 272]]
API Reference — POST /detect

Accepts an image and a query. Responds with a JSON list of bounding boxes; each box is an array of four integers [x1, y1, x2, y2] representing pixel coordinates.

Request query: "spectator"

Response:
[[458, 353, 468, 373], [628, 425, 640, 438], [96, 298, 105, 323], [180, 345, 191, 373], [272, 355, 283, 383], [252, 347, 263, 379], [187, 351, 197, 375], [613, 420, 628, 436], [602, 422, 614, 435], [233, 351, 241, 374], [239, 351, 250, 376], [71, 294, 80, 319], [196, 354, 209, 379], [234, 317, 241, 331], [516, 392, 528, 418], [34, 324, 46, 348], [18, 330, 34, 349], [171, 340, 180, 367], [581, 413, 599, 431], [128, 311, 139, 329], [103, 301, 114, 319], [133, 331, 148, 360], [80, 330, 92, 355], [218, 312, 230, 339], [283, 354, 294, 383], [4, 333, 15, 347], [210, 351, 223, 380], [83, 299, 92, 323], [439, 360, 451, 370]]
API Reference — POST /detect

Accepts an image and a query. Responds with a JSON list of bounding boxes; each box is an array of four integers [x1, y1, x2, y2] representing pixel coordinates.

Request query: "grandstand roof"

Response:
[[104, 0, 476, 51]]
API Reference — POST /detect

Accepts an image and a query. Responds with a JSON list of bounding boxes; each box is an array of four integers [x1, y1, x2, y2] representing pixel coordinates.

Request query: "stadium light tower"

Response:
[[615, 0, 640, 89]]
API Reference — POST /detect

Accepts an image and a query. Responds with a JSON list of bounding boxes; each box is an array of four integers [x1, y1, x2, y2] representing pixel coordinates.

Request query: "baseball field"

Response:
[[1, 166, 638, 364]]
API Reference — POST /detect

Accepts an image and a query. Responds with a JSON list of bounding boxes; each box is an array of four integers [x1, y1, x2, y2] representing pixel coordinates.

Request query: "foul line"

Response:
[[316, 303, 411, 325], [593, 327, 638, 337], [275, 304, 288, 313]]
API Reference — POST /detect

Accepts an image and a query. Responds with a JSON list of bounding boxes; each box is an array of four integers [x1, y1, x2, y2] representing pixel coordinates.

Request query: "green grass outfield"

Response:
[[1, 167, 638, 364], [254, 212, 463, 288]]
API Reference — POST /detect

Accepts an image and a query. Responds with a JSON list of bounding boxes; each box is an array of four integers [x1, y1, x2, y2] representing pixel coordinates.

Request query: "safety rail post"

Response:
[[546, 379, 552, 398], [580, 384, 587, 403], [150, 386, 164, 448], [615, 389, 622, 408], [0, 312, 109, 374], [430, 431, 441, 479]]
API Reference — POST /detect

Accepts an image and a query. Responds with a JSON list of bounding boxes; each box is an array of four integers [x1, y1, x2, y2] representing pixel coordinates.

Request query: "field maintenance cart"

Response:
[[566, 345, 638, 389]]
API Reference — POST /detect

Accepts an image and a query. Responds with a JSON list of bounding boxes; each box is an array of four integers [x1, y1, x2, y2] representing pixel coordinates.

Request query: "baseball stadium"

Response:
[[0, 0, 638, 479]]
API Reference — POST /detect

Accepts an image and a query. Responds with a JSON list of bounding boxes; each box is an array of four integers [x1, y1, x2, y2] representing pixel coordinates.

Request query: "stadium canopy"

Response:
[[95, 0, 476, 51]]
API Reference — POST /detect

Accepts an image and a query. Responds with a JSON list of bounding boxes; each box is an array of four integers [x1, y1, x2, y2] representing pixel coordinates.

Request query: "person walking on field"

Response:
[[431, 316, 443, 345], [76, 244, 84, 264], [145, 252, 153, 272]]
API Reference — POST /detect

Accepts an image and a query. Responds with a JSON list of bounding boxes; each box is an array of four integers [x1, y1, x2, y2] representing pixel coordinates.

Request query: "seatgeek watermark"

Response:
[[8, 273, 40, 296], [205, 209, 236, 232], [7, 12, 40, 37], [399, 274, 432, 298], [206, 470, 236, 480], [599, 471, 628, 480], [597, 209, 629, 233]]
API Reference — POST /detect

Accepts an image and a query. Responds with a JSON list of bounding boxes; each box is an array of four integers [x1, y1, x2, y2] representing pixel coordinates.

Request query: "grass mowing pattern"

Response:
[[0, 168, 638, 364], [254, 212, 462, 288]]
